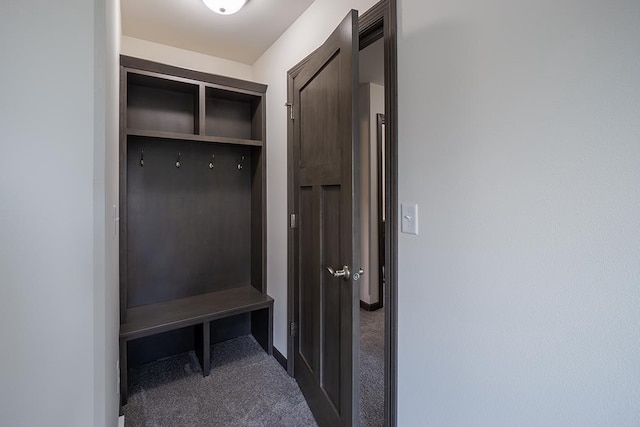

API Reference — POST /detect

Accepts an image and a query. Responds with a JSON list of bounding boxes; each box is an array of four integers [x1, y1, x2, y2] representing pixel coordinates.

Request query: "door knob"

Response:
[[353, 268, 364, 281], [326, 265, 350, 280]]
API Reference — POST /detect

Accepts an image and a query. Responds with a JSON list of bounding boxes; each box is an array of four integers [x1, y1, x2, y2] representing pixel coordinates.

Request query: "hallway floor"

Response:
[[359, 307, 385, 427]]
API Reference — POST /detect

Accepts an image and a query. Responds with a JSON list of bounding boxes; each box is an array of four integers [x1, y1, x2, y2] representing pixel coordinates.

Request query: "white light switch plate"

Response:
[[401, 203, 418, 235]]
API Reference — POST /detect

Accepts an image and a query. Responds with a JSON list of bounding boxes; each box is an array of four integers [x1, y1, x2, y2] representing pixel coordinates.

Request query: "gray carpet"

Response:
[[123, 336, 317, 427], [123, 310, 385, 427], [359, 307, 385, 427]]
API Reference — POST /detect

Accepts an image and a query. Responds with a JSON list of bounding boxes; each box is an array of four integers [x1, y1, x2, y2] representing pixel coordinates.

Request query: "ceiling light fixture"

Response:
[[202, 0, 247, 15]]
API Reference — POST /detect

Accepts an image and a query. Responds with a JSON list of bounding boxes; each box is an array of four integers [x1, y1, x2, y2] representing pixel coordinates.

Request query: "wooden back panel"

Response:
[[127, 137, 252, 307]]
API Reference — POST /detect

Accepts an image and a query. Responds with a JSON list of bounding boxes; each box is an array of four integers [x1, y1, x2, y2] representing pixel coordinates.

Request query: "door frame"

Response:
[[376, 113, 386, 309], [286, 1, 398, 425]]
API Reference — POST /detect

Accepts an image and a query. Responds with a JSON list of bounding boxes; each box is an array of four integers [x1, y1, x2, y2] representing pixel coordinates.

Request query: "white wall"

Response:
[[93, 0, 121, 426], [121, 36, 253, 81], [397, 0, 640, 424], [252, 0, 379, 355], [105, 1, 122, 423], [0, 1, 105, 425], [359, 83, 384, 305]]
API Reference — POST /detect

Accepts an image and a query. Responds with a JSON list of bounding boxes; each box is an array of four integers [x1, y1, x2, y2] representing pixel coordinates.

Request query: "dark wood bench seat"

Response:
[[119, 285, 273, 404], [120, 285, 273, 340]]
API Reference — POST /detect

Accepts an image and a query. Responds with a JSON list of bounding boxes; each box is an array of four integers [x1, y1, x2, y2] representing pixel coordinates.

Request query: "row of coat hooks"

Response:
[[139, 151, 245, 170]]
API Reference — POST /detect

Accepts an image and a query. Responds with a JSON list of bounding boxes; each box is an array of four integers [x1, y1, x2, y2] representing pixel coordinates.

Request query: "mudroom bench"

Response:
[[119, 286, 273, 404]]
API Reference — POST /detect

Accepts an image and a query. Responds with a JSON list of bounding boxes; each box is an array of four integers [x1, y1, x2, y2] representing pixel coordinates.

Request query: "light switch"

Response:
[[401, 203, 418, 235]]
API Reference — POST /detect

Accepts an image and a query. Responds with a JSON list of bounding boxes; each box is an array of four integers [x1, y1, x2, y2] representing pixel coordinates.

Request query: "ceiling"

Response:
[[121, 0, 316, 65]]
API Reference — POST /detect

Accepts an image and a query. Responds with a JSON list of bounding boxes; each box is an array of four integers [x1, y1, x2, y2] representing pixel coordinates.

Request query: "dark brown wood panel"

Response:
[[299, 186, 317, 372], [120, 66, 129, 325], [321, 185, 342, 412], [286, 2, 399, 426], [208, 313, 251, 344], [198, 85, 206, 135], [126, 137, 252, 307], [119, 339, 127, 402], [126, 325, 195, 366], [251, 96, 264, 142], [377, 113, 386, 309], [381, 1, 399, 425], [250, 306, 273, 354], [299, 54, 341, 170], [121, 55, 267, 94], [273, 347, 288, 371], [360, 300, 382, 311], [205, 95, 253, 139], [127, 74, 198, 134], [121, 286, 270, 340], [290, 10, 359, 427], [119, 55, 270, 409], [250, 146, 264, 293], [299, 165, 341, 187], [126, 129, 262, 146], [195, 321, 211, 376]]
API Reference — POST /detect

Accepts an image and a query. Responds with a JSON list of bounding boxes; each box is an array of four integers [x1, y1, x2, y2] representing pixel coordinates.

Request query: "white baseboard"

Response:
[[118, 415, 125, 427]]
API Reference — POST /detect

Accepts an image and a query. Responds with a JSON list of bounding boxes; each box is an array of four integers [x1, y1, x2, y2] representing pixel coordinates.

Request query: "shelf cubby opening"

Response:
[[127, 72, 199, 134], [125, 311, 253, 367], [205, 86, 262, 141]]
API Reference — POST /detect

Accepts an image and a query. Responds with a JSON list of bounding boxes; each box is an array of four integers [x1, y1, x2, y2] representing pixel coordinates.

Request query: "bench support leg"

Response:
[[195, 322, 211, 376], [251, 304, 273, 356], [119, 338, 128, 406]]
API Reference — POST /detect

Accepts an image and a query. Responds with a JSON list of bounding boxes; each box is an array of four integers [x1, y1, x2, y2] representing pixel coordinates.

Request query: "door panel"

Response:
[[299, 54, 341, 169], [290, 10, 360, 427], [321, 185, 342, 412], [299, 186, 318, 373]]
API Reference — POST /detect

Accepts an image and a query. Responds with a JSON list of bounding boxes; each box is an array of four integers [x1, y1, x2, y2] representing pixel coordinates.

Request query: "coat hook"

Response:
[[176, 152, 181, 168], [237, 155, 245, 170], [140, 150, 144, 167], [209, 154, 215, 169]]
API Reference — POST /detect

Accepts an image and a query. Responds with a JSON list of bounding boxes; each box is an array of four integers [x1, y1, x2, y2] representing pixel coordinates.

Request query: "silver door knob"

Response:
[[327, 265, 350, 280], [353, 268, 364, 281]]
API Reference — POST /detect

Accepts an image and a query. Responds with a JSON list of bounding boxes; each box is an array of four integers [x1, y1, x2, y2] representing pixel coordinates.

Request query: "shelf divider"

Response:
[[198, 84, 206, 136]]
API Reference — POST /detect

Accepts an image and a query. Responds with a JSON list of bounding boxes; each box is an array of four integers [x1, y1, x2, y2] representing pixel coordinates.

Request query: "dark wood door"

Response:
[[290, 10, 360, 427]]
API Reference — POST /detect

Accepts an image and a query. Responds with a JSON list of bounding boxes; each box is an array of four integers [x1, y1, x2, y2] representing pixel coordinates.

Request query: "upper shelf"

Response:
[[127, 128, 263, 147], [125, 68, 264, 142]]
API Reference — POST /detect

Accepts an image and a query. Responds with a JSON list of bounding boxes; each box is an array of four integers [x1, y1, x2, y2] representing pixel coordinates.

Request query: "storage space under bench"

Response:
[[119, 286, 272, 404]]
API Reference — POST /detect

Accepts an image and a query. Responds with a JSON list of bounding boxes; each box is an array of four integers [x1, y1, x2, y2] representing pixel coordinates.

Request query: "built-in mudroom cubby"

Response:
[[118, 56, 271, 405]]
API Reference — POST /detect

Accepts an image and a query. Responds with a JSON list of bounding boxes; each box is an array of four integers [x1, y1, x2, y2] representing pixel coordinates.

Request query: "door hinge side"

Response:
[[290, 322, 298, 337], [285, 102, 294, 120], [290, 213, 297, 229]]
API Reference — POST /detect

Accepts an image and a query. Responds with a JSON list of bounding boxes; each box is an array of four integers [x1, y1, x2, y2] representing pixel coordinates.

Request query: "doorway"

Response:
[[358, 34, 385, 427], [286, 1, 398, 426]]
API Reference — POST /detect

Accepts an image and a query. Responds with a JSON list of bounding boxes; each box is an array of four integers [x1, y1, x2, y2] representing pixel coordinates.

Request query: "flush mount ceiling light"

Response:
[[202, 0, 247, 15]]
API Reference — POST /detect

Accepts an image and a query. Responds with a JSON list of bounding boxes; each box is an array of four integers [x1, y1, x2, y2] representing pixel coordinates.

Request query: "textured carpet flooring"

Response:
[[123, 309, 385, 427], [123, 336, 317, 427], [359, 307, 385, 427]]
